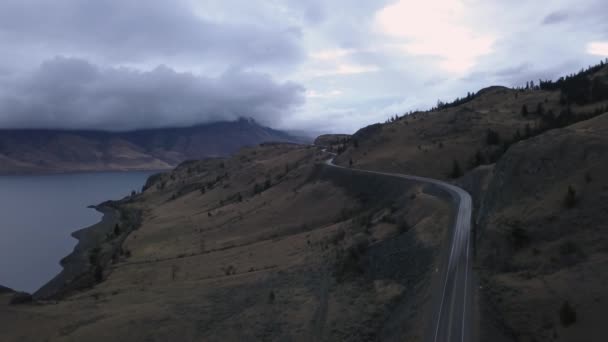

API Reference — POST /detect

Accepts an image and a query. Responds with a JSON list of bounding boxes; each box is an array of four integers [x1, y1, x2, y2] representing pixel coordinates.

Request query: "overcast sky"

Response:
[[0, 0, 607, 133]]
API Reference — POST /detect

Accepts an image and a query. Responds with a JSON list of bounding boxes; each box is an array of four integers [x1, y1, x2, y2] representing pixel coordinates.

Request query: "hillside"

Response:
[[330, 62, 608, 341], [0, 118, 303, 174], [1, 143, 454, 341], [474, 113, 608, 342], [335, 63, 608, 180]]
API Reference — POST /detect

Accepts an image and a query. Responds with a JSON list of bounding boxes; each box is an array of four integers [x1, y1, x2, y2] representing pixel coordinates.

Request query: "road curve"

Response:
[[323, 153, 473, 342]]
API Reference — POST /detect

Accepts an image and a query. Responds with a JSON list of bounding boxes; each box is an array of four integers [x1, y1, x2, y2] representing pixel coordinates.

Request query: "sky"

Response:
[[0, 0, 607, 133]]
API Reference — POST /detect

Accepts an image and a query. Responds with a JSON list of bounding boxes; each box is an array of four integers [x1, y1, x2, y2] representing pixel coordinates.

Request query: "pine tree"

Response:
[[450, 160, 463, 179]]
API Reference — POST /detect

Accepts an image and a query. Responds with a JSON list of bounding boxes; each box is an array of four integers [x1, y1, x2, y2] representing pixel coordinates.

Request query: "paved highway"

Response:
[[323, 153, 473, 342]]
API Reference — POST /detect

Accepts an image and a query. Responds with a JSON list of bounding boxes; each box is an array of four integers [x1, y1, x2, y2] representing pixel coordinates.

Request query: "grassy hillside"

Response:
[[1, 143, 453, 341], [331, 61, 608, 341], [475, 113, 608, 342], [335, 64, 608, 180]]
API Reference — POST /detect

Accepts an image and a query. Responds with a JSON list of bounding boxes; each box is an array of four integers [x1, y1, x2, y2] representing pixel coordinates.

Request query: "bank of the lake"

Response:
[[0, 171, 155, 293]]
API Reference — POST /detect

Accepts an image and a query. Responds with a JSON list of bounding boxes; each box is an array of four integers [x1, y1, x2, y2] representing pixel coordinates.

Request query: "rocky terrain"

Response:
[[0, 118, 303, 174]]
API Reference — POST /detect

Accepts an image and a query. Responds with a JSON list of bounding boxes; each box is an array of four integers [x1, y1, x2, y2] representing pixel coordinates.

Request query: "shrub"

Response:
[[94, 266, 104, 283], [559, 301, 577, 327], [559, 240, 583, 256], [450, 160, 463, 179], [510, 226, 529, 249], [381, 215, 397, 224], [222, 265, 236, 276], [397, 219, 410, 234], [564, 186, 577, 208], [9, 292, 33, 305], [486, 129, 501, 145]]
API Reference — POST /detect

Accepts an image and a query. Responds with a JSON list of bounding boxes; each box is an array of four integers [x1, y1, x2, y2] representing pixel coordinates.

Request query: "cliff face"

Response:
[[0, 119, 304, 174]]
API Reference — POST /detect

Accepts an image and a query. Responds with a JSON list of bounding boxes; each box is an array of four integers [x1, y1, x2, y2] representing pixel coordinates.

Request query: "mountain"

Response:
[[0, 118, 305, 174], [329, 61, 608, 341]]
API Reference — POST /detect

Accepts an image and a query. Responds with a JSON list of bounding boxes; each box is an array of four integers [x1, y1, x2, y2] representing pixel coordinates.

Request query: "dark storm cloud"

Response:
[[0, 57, 305, 131], [0, 0, 303, 67]]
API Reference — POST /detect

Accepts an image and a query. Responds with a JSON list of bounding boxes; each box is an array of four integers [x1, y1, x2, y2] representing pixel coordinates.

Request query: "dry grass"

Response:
[[0, 143, 451, 342]]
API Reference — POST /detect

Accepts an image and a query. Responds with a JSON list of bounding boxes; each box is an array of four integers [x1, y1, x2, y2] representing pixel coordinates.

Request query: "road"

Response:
[[323, 153, 473, 342]]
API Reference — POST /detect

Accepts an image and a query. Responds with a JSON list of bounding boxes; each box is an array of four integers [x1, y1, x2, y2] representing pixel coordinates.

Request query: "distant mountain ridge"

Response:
[[0, 118, 305, 174]]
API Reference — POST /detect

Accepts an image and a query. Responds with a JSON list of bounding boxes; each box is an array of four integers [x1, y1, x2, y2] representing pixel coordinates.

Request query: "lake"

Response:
[[0, 171, 155, 293]]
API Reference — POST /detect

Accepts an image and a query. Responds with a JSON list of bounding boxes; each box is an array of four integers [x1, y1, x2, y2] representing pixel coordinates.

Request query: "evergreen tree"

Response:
[[450, 160, 463, 179]]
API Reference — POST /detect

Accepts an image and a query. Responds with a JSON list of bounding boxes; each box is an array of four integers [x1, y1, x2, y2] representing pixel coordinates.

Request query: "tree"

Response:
[[450, 160, 463, 179], [536, 102, 544, 116], [471, 150, 485, 168], [560, 301, 577, 327], [486, 129, 501, 145], [114, 224, 121, 236], [564, 186, 577, 208], [521, 104, 529, 117], [524, 123, 532, 137]]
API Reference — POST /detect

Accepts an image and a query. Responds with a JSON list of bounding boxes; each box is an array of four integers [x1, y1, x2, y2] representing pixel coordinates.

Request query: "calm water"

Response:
[[0, 171, 154, 293]]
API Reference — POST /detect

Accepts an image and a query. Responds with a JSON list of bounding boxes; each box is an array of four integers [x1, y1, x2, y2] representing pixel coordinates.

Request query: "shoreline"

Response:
[[33, 205, 121, 300], [0, 168, 171, 177]]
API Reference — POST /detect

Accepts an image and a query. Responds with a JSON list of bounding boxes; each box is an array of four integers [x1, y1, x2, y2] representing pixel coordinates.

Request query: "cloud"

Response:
[[374, 0, 495, 73], [0, 0, 303, 68], [542, 10, 569, 25], [0, 57, 305, 131], [587, 42, 608, 57], [0, 0, 607, 134]]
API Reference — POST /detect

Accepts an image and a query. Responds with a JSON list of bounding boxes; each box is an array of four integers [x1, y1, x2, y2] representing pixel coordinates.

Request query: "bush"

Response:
[[564, 186, 577, 208], [397, 219, 410, 234], [559, 240, 583, 256], [450, 160, 463, 179], [486, 129, 501, 145], [521, 104, 529, 117], [9, 292, 33, 305], [510, 226, 529, 249], [559, 301, 577, 327], [94, 266, 104, 283]]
